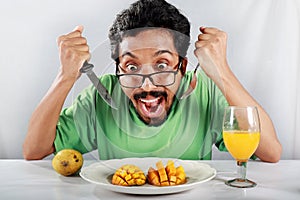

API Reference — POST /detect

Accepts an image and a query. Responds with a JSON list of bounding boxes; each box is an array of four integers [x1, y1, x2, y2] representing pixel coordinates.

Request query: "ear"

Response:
[[180, 57, 188, 75]]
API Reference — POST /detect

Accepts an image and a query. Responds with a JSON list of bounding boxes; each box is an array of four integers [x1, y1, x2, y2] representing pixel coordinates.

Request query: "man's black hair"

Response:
[[109, 0, 191, 60]]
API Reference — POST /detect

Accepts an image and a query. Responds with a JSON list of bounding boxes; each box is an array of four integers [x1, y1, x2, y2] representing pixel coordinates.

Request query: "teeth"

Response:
[[140, 98, 159, 103]]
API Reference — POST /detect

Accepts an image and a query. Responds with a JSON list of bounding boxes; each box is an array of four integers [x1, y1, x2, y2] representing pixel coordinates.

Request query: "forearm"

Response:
[[23, 72, 75, 160], [219, 67, 282, 162], [194, 27, 282, 162]]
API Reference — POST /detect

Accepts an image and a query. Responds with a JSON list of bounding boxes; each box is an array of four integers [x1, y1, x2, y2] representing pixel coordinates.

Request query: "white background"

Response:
[[0, 0, 299, 159]]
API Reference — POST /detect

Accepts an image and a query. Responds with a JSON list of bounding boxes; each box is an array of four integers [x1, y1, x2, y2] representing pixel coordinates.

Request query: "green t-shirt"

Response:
[[54, 70, 229, 160]]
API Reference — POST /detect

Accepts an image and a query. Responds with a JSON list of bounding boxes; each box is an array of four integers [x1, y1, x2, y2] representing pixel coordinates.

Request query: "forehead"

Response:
[[119, 29, 178, 56]]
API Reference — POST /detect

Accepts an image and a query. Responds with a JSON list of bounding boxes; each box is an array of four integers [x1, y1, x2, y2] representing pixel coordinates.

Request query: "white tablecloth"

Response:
[[0, 159, 299, 199]]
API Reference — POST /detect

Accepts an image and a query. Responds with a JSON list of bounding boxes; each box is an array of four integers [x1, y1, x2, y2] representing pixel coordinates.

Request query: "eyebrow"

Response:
[[121, 49, 175, 59], [121, 51, 137, 59], [154, 50, 174, 57]]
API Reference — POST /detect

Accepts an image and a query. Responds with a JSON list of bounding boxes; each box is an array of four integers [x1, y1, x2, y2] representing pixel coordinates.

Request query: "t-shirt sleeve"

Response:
[[54, 86, 98, 154], [200, 71, 229, 152], [213, 87, 228, 152]]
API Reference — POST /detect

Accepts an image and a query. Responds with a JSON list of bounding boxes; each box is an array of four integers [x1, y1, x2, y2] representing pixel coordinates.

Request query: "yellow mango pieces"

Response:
[[111, 164, 146, 186], [111, 160, 186, 187], [147, 160, 186, 186]]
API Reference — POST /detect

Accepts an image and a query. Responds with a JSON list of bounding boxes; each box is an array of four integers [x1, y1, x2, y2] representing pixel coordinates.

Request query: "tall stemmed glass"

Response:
[[222, 106, 261, 188]]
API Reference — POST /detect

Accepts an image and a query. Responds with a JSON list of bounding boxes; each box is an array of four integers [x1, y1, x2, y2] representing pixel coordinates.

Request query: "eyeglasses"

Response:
[[116, 60, 182, 88]]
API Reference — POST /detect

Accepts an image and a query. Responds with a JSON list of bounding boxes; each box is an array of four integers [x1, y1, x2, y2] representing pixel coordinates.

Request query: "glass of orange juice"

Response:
[[222, 106, 260, 188]]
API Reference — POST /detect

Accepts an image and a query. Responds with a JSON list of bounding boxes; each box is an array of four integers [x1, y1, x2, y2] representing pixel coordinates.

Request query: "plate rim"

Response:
[[79, 157, 216, 195]]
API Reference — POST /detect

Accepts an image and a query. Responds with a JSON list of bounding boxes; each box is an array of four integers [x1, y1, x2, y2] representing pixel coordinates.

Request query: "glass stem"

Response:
[[237, 161, 247, 180]]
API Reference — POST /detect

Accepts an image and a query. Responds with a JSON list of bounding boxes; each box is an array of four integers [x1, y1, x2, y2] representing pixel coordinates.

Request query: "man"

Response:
[[23, 0, 281, 162]]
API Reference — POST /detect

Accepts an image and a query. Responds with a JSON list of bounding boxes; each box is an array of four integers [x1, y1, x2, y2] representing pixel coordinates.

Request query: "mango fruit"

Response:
[[52, 149, 83, 176]]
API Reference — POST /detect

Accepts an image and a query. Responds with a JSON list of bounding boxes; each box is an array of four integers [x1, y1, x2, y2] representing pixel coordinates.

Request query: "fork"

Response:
[[179, 63, 200, 99]]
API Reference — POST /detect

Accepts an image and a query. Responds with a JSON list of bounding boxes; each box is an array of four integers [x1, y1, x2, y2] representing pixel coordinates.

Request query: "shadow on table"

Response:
[[92, 185, 192, 199]]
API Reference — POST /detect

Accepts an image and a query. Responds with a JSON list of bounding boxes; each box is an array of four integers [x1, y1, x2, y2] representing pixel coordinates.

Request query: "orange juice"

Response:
[[223, 131, 260, 162]]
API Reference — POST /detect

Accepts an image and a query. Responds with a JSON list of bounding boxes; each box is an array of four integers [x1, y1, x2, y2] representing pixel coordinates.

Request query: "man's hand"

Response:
[[57, 25, 90, 82], [194, 27, 229, 84]]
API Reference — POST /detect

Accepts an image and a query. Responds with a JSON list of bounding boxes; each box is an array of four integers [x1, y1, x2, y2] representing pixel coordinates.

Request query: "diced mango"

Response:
[[147, 160, 186, 187], [111, 164, 146, 186]]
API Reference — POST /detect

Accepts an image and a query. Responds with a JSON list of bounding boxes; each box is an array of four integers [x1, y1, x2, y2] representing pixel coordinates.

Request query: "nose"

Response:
[[141, 77, 157, 91]]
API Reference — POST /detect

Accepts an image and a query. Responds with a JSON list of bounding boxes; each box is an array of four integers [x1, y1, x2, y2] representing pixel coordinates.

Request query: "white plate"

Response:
[[80, 157, 216, 195]]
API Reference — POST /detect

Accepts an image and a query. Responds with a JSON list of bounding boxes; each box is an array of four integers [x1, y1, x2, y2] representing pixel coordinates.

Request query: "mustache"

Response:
[[134, 91, 168, 100]]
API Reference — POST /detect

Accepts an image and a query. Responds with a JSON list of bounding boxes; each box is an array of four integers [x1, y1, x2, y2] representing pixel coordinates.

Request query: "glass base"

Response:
[[225, 178, 257, 188]]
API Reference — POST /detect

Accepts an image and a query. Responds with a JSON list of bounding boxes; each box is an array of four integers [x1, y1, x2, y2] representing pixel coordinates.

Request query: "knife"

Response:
[[80, 61, 117, 109]]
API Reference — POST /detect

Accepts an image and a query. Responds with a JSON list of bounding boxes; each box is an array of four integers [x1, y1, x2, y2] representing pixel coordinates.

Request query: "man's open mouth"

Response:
[[134, 91, 167, 119], [138, 96, 165, 118]]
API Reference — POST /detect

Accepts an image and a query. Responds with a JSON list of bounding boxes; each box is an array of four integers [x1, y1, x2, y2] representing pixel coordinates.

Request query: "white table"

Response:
[[0, 159, 299, 199]]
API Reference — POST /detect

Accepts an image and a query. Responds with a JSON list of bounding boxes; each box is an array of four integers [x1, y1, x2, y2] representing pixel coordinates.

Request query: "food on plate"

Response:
[[111, 160, 186, 187], [112, 164, 147, 186], [52, 149, 83, 176], [147, 160, 186, 186]]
